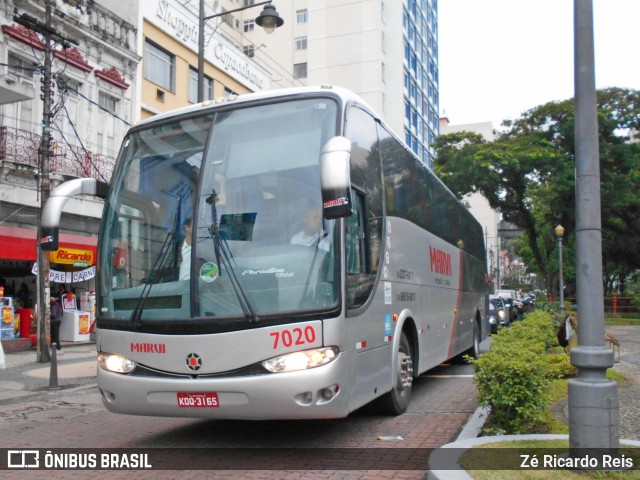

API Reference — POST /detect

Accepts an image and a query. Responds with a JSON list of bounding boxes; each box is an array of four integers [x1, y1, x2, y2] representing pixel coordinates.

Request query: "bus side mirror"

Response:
[[40, 178, 109, 251], [320, 136, 352, 219]]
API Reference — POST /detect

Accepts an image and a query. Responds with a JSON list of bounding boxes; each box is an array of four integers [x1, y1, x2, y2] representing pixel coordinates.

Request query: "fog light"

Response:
[[320, 388, 334, 400], [294, 391, 313, 405]]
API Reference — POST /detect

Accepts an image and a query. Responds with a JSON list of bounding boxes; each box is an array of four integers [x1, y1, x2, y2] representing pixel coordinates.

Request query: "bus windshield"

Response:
[[99, 97, 340, 330]]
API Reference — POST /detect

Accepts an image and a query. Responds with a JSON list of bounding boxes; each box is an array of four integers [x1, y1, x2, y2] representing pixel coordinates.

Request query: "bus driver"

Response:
[[290, 206, 330, 252]]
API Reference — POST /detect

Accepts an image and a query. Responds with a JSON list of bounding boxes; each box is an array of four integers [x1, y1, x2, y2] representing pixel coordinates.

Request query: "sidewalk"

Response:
[[0, 340, 97, 403]]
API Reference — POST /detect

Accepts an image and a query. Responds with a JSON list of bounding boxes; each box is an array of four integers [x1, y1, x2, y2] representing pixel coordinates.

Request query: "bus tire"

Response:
[[377, 331, 414, 415], [465, 320, 481, 361], [452, 320, 480, 364]]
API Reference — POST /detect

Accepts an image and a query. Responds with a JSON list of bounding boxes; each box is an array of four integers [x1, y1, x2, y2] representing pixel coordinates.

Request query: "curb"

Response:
[[455, 406, 490, 441], [429, 406, 640, 480]]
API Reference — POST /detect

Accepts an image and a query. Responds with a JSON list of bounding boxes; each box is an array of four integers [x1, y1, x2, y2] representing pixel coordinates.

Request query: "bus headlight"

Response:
[[262, 347, 339, 373], [97, 352, 136, 374]]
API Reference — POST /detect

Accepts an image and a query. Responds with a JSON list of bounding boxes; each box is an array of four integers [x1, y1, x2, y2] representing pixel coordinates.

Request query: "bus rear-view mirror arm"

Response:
[[320, 136, 353, 219], [40, 178, 109, 251]]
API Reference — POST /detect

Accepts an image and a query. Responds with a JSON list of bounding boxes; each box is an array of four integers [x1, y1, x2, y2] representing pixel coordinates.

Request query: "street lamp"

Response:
[[555, 224, 565, 316], [569, 0, 618, 451], [197, 0, 284, 102]]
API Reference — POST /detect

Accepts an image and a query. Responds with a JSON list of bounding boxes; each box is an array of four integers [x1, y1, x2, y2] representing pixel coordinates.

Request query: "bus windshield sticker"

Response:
[[199, 262, 219, 283], [219, 213, 257, 241]]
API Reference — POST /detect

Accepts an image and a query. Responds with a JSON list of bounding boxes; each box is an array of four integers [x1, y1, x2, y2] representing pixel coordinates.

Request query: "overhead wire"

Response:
[[52, 103, 110, 183], [61, 102, 111, 182]]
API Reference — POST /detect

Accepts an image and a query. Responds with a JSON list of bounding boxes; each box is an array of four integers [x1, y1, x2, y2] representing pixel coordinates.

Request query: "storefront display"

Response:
[[0, 226, 98, 345], [1, 296, 15, 340], [59, 291, 91, 342], [60, 310, 91, 342]]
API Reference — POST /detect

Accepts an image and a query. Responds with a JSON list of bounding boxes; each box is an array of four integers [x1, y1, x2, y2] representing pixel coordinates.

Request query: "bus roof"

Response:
[[134, 85, 374, 129]]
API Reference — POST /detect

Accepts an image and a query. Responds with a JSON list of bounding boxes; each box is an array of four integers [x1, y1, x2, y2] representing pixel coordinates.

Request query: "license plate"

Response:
[[177, 392, 219, 408]]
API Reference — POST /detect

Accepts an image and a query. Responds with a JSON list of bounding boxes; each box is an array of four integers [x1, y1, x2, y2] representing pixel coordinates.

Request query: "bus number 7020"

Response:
[[270, 326, 317, 349]]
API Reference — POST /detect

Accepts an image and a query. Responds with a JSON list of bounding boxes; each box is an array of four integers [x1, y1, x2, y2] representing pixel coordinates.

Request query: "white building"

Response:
[[439, 118, 501, 287], [0, 0, 139, 296], [231, 0, 440, 167]]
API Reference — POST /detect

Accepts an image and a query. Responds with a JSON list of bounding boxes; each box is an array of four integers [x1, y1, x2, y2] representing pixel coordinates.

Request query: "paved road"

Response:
[[0, 340, 489, 479]]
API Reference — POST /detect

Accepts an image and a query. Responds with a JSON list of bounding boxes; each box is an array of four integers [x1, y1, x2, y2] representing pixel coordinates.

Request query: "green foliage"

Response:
[[546, 353, 576, 379], [627, 270, 640, 306], [433, 88, 640, 294], [468, 311, 570, 434], [512, 310, 558, 350]]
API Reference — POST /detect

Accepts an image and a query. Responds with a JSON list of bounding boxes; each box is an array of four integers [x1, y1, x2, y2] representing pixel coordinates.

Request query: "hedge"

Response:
[[467, 310, 567, 434]]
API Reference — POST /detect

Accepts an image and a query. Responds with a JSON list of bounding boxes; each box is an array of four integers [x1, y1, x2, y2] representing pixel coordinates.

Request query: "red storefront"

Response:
[[0, 225, 97, 343]]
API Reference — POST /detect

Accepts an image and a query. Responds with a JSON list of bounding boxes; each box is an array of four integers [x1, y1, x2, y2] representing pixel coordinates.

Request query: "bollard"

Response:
[[49, 343, 60, 390]]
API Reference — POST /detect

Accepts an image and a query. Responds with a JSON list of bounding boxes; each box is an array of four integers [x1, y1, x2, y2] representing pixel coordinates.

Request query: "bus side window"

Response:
[[346, 190, 367, 275], [346, 190, 372, 308]]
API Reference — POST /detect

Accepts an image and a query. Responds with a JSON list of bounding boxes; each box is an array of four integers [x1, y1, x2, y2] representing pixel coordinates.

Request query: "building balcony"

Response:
[[0, 125, 115, 183]]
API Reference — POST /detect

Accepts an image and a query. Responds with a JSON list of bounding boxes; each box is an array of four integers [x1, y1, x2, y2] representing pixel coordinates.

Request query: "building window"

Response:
[[144, 40, 175, 91], [188, 67, 213, 103], [243, 0, 255, 6], [98, 92, 117, 113], [294, 36, 307, 50], [296, 9, 308, 23], [224, 86, 238, 98], [243, 45, 256, 57], [293, 63, 307, 79], [8, 53, 34, 78], [97, 92, 117, 155], [59, 77, 80, 97], [243, 20, 254, 32]]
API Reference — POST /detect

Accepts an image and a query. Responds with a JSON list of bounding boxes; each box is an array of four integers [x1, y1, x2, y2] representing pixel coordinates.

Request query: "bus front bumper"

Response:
[[97, 353, 351, 420]]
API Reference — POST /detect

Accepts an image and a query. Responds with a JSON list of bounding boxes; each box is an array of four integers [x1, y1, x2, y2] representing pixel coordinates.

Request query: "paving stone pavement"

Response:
[[553, 325, 640, 441], [607, 325, 640, 441]]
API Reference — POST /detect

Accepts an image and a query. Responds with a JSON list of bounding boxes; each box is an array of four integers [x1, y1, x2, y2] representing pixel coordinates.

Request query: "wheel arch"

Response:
[[396, 313, 419, 377]]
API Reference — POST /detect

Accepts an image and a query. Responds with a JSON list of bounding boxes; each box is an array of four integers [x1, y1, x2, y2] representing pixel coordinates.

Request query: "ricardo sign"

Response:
[[49, 248, 95, 267]]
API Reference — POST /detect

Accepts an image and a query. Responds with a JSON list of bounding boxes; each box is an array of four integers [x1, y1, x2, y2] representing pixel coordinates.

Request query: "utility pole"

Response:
[[569, 0, 619, 451], [14, 1, 80, 362]]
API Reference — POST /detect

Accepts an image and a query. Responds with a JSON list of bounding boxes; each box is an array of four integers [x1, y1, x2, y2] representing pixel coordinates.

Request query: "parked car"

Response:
[[488, 300, 499, 334], [495, 289, 517, 300], [489, 295, 511, 329], [500, 296, 519, 322]]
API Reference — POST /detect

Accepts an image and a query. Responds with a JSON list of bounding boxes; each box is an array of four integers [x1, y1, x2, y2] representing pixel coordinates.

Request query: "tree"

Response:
[[433, 87, 640, 294]]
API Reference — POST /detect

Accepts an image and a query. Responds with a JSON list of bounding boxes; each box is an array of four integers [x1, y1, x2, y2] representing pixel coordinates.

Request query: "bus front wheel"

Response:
[[377, 330, 414, 415]]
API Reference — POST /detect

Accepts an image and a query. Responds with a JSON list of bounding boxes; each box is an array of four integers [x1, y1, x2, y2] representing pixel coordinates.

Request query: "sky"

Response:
[[438, 0, 640, 127]]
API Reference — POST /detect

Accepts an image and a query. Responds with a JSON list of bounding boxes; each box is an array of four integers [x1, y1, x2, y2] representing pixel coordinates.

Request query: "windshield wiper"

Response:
[[209, 188, 260, 322], [130, 209, 180, 329]]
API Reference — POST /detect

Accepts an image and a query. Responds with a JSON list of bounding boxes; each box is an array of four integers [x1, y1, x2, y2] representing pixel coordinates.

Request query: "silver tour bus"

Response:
[[41, 86, 489, 419]]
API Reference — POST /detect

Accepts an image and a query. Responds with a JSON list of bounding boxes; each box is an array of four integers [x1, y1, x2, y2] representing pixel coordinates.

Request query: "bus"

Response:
[[41, 86, 489, 419]]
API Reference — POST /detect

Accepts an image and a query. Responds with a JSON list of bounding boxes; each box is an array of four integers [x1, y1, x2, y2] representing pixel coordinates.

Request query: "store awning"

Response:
[[0, 225, 97, 262]]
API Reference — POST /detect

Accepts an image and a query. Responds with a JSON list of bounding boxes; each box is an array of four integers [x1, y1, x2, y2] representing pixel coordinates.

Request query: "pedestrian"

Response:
[[50, 296, 63, 352], [16, 282, 31, 308]]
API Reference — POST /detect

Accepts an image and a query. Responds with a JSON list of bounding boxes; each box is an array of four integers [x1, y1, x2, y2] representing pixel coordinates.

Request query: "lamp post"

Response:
[[197, 0, 283, 103], [569, 0, 618, 451], [555, 224, 564, 316]]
